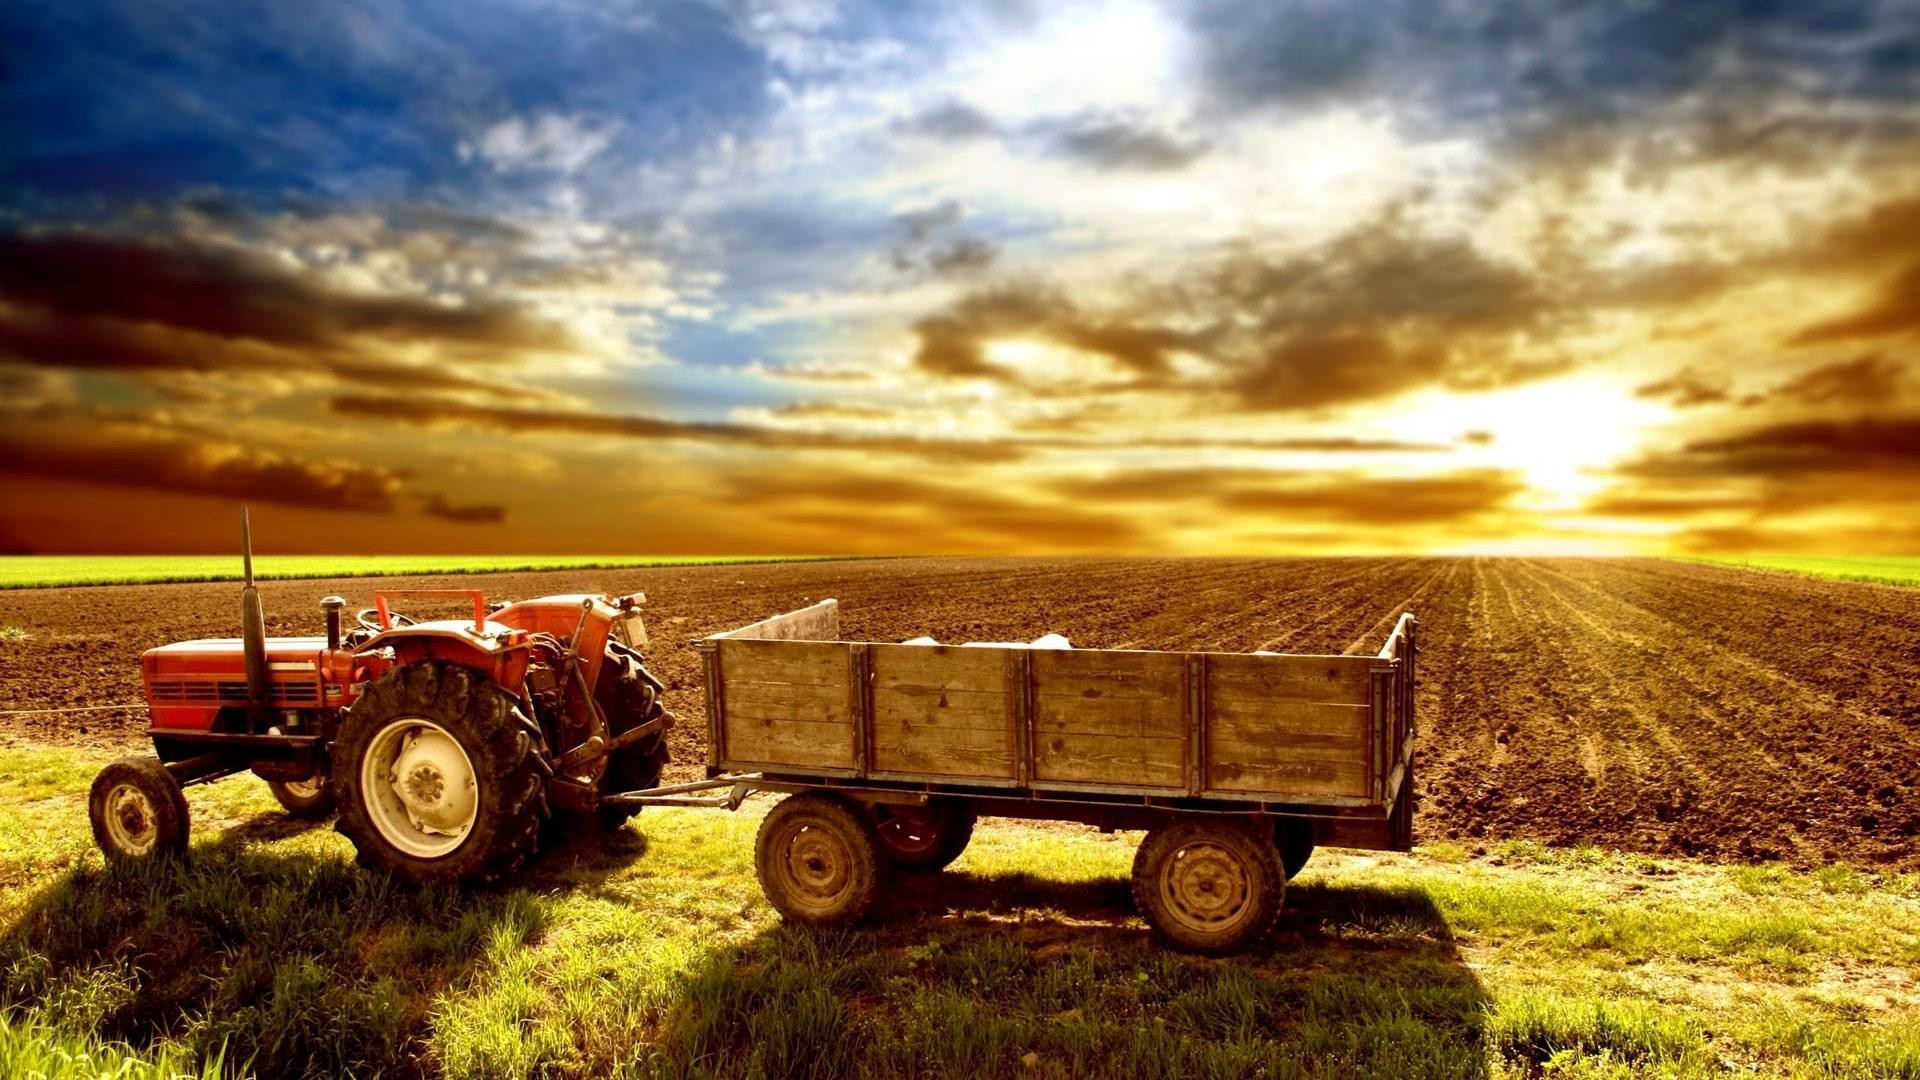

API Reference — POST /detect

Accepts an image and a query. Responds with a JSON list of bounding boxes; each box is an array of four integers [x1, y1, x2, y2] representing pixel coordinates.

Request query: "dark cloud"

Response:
[[1184, 0, 1920, 169], [888, 201, 999, 277], [0, 411, 402, 513], [893, 200, 964, 240], [1636, 368, 1730, 407], [0, 232, 575, 398], [1684, 416, 1920, 471], [924, 237, 1000, 275], [1232, 333, 1443, 412], [1767, 354, 1908, 406], [910, 285, 1206, 383], [893, 101, 999, 140], [909, 207, 1555, 410], [328, 394, 1032, 464], [422, 494, 508, 525], [1046, 119, 1208, 171], [1787, 263, 1920, 346]]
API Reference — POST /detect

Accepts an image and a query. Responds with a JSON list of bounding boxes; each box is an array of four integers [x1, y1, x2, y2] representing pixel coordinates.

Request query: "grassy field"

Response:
[[1683, 556, 1920, 588], [2, 748, 1917, 1078], [0, 555, 824, 590]]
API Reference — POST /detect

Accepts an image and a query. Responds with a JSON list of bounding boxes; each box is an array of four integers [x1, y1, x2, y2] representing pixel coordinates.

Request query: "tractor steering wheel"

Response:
[[356, 608, 417, 633]]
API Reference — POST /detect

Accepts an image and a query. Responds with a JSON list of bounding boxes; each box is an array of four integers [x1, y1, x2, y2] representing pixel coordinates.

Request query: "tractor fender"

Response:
[[356, 624, 534, 695]]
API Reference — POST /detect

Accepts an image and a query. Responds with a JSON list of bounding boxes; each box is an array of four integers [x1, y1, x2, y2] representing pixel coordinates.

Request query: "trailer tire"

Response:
[[269, 774, 335, 819], [869, 800, 976, 871], [90, 756, 190, 865], [756, 794, 884, 926], [334, 662, 549, 885], [1132, 820, 1284, 955], [1274, 818, 1315, 880], [593, 642, 672, 831]]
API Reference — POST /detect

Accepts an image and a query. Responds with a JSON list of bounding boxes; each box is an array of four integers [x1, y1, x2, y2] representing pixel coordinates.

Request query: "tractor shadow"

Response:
[[646, 865, 1493, 1078], [0, 805, 651, 1077]]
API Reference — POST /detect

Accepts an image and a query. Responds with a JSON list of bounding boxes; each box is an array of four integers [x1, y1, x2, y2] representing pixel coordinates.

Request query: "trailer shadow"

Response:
[[0, 807, 651, 1078], [646, 867, 1493, 1078]]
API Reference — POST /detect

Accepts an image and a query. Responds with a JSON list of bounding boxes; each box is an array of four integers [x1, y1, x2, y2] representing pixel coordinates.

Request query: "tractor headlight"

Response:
[[615, 609, 649, 648]]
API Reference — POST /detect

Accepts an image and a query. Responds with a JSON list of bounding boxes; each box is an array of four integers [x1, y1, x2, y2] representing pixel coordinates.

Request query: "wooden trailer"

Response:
[[676, 600, 1417, 953]]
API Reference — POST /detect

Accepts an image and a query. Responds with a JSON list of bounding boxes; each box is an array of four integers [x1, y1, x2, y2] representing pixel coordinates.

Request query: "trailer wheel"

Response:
[[593, 643, 673, 831], [89, 756, 189, 865], [269, 774, 335, 819], [1274, 818, 1315, 880], [756, 794, 884, 926], [1132, 820, 1285, 955], [869, 800, 976, 871], [334, 661, 549, 885]]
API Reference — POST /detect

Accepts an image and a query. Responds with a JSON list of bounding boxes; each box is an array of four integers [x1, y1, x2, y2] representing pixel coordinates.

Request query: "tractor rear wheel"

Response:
[[756, 793, 884, 926], [269, 773, 335, 818], [869, 799, 975, 871], [592, 642, 673, 831], [1132, 820, 1285, 955], [89, 756, 189, 865], [334, 661, 549, 885]]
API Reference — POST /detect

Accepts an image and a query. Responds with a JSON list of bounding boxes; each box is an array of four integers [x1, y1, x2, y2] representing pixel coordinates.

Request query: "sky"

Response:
[[1, 0, 1917, 556]]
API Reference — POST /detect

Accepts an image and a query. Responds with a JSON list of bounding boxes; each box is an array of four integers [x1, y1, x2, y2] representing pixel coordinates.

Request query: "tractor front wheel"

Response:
[[89, 756, 189, 865], [268, 773, 335, 819], [334, 662, 549, 885]]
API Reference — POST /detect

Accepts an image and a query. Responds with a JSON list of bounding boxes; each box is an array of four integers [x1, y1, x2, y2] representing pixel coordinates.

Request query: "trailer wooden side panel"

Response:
[[868, 645, 1018, 780], [716, 638, 856, 770], [1030, 649, 1187, 788], [1203, 654, 1373, 798]]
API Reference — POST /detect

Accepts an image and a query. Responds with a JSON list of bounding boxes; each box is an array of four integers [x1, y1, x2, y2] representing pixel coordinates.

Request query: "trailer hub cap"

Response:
[[775, 824, 853, 913], [1161, 841, 1253, 932], [103, 783, 158, 855], [362, 718, 478, 858]]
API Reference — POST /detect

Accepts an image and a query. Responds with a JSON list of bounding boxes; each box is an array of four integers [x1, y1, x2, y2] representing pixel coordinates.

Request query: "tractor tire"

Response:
[[89, 756, 189, 865], [592, 642, 673, 831], [333, 661, 549, 885], [756, 793, 884, 927], [269, 774, 335, 819], [869, 799, 976, 871], [1274, 817, 1315, 880], [1132, 819, 1285, 955]]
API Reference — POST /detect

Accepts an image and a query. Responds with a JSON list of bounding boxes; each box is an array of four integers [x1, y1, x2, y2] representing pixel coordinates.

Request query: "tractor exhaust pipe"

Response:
[[240, 508, 270, 724], [321, 595, 345, 650]]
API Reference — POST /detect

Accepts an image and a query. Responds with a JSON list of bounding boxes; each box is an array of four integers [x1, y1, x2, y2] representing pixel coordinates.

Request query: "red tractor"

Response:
[[88, 513, 673, 883]]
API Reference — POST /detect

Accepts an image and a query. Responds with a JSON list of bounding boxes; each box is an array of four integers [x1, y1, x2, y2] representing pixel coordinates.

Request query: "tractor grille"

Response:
[[147, 680, 320, 706]]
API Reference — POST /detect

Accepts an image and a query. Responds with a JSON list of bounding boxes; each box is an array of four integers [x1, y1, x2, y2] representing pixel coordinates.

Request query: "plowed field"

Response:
[[2, 557, 1914, 867]]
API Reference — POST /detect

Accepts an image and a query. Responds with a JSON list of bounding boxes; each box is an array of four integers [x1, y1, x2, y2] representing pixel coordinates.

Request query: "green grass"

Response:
[[3, 746, 1918, 1078], [1681, 555, 1920, 588], [0, 555, 832, 590]]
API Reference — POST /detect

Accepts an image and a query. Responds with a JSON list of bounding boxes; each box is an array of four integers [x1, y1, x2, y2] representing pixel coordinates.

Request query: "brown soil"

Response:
[[1, 557, 1914, 867]]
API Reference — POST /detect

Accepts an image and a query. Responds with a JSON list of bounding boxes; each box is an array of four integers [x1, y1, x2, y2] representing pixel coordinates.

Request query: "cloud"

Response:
[[893, 100, 999, 140], [328, 394, 1032, 463], [1683, 416, 1920, 471], [1767, 354, 1909, 406], [1046, 118, 1208, 171], [906, 207, 1554, 409], [0, 410, 402, 513], [1636, 368, 1730, 408], [422, 494, 508, 525], [0, 232, 581, 398], [465, 112, 624, 173], [1786, 263, 1920, 346], [1054, 467, 1523, 526]]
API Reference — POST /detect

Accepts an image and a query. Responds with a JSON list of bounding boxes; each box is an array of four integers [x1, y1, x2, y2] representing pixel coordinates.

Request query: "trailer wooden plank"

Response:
[[1205, 653, 1372, 702], [725, 716, 856, 769], [868, 644, 1017, 780], [1206, 754, 1369, 797], [722, 680, 851, 724], [1208, 698, 1371, 739], [717, 639, 849, 686], [1033, 730, 1186, 787]]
